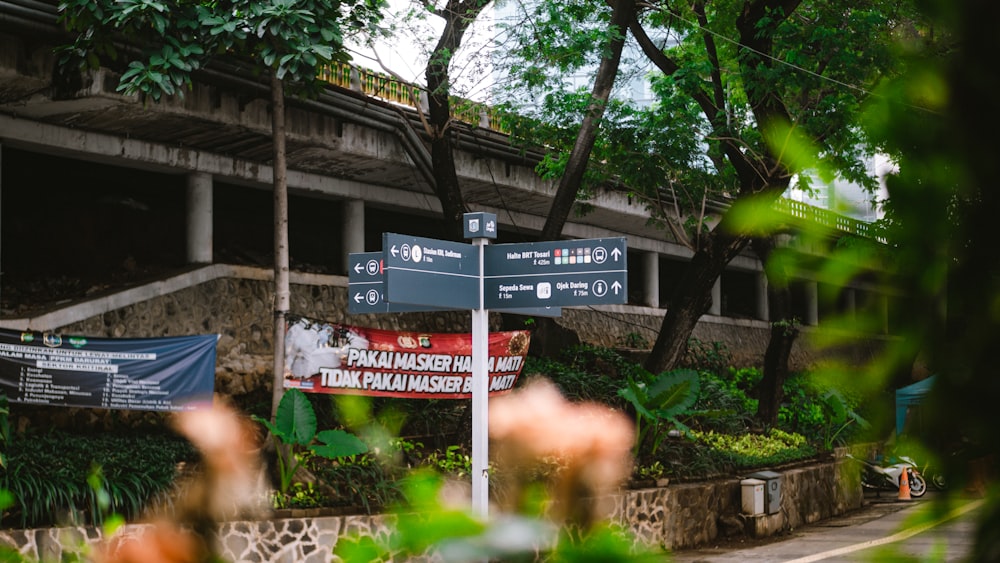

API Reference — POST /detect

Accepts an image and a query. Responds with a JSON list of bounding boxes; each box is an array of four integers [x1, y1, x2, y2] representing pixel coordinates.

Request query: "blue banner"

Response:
[[0, 329, 217, 411]]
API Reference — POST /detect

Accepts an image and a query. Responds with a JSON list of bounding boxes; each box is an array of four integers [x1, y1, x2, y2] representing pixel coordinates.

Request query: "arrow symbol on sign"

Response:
[[390, 245, 399, 257], [353, 293, 364, 303], [353, 262, 364, 274], [612, 281, 622, 295], [611, 247, 622, 261]]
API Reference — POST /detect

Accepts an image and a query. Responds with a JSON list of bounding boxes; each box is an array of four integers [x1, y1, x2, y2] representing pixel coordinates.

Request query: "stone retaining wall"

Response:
[[0, 458, 862, 561], [31, 268, 887, 406]]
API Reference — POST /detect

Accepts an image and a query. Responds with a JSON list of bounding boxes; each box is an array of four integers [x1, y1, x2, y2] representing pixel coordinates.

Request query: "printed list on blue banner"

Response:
[[0, 329, 217, 411]]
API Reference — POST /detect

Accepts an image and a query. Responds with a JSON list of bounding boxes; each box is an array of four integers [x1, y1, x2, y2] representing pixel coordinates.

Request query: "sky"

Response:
[[346, 0, 499, 102]]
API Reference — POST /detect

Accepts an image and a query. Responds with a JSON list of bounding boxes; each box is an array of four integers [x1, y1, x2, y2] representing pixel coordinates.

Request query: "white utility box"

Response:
[[741, 478, 765, 515]]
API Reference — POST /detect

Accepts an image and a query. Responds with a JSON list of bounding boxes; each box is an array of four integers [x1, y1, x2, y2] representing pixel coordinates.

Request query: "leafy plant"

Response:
[[635, 461, 665, 481], [618, 369, 700, 456], [693, 428, 816, 469], [689, 373, 755, 434], [313, 453, 406, 514], [424, 445, 472, 478], [4, 431, 196, 528], [818, 390, 871, 450], [252, 388, 367, 497], [279, 481, 324, 509], [523, 345, 634, 407]]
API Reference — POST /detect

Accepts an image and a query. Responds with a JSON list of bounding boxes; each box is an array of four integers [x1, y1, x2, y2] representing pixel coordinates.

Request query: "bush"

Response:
[[688, 372, 756, 434], [4, 431, 196, 528], [777, 373, 871, 447], [523, 345, 636, 407], [691, 428, 817, 469]]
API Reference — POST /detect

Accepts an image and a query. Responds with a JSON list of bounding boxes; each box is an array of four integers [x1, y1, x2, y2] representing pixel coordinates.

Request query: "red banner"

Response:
[[282, 316, 530, 399]]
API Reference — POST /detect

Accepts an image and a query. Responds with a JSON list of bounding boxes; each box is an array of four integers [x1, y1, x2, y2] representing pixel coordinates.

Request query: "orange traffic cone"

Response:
[[898, 468, 912, 501]]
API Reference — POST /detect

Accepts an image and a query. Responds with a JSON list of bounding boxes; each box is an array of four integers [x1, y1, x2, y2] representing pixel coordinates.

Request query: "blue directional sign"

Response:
[[383, 233, 481, 309], [483, 238, 627, 309], [348, 252, 460, 314]]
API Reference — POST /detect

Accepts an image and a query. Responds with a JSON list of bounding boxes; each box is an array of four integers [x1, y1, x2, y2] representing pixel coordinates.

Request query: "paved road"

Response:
[[671, 493, 981, 562]]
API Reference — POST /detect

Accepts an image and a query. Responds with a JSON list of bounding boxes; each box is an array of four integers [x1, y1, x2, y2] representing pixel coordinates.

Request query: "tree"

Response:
[[497, 0, 907, 380], [58, 0, 385, 420], [751, 235, 798, 426], [423, 0, 492, 241], [537, 0, 636, 242]]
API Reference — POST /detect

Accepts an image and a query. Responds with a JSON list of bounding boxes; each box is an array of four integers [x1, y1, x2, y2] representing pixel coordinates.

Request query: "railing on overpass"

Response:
[[319, 61, 882, 243], [317, 62, 506, 132]]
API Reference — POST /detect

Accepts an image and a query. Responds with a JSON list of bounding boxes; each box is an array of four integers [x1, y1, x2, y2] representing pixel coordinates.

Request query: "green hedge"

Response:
[[4, 431, 196, 528]]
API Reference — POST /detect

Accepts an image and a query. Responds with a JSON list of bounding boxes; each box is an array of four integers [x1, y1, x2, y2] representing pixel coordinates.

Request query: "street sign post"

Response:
[[349, 251, 562, 317], [382, 233, 481, 310], [347, 252, 460, 314], [483, 238, 627, 309], [359, 217, 627, 521]]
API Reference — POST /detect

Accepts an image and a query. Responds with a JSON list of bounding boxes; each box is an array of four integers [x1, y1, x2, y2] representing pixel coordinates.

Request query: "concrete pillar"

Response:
[[710, 278, 722, 316], [643, 251, 659, 308], [880, 294, 890, 334], [844, 288, 856, 321], [755, 271, 769, 322], [342, 199, 365, 272], [805, 280, 819, 326], [186, 172, 213, 264]]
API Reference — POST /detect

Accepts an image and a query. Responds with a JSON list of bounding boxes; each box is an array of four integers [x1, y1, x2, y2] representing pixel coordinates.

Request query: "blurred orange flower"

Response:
[[489, 378, 634, 528]]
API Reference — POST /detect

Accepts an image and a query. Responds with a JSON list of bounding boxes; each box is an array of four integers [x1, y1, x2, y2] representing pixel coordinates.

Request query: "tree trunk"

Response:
[[752, 236, 798, 427], [644, 227, 748, 374], [539, 0, 636, 242], [270, 72, 290, 422], [425, 1, 490, 241]]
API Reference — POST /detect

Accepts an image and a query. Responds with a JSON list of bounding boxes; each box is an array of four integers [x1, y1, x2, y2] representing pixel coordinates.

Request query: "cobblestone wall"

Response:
[[0, 459, 862, 560]]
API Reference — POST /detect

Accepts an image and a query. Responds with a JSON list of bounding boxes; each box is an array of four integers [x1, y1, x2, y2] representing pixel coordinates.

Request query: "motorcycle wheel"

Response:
[[908, 472, 927, 497], [930, 472, 947, 490]]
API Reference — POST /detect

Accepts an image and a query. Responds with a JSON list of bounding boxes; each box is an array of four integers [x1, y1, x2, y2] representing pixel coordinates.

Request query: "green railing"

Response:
[[318, 61, 880, 242], [772, 198, 880, 240], [318, 62, 507, 132]]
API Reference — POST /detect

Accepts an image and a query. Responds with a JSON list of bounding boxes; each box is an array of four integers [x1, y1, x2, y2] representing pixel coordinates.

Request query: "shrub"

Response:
[[522, 345, 634, 407], [777, 373, 871, 447], [4, 431, 196, 528], [691, 429, 817, 469], [689, 372, 756, 434]]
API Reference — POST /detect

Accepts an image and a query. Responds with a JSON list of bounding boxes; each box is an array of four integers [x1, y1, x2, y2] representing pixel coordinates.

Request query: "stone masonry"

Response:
[[0, 458, 862, 561]]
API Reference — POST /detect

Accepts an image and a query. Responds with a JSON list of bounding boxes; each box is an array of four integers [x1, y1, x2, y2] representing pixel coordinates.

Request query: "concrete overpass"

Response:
[[0, 0, 894, 338]]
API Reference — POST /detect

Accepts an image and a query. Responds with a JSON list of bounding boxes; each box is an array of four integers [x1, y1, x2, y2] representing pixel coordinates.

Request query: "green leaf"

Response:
[[275, 388, 317, 446], [309, 429, 368, 459], [646, 369, 700, 416]]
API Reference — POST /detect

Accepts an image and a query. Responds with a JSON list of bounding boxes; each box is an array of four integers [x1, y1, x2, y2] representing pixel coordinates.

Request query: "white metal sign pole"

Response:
[[470, 236, 489, 520]]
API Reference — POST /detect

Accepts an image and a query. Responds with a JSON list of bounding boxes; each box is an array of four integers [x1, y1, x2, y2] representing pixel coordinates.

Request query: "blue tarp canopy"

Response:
[[895, 375, 936, 436]]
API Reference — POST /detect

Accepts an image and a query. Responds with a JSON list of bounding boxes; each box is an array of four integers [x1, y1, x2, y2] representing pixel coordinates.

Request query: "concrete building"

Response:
[[0, 1, 894, 370]]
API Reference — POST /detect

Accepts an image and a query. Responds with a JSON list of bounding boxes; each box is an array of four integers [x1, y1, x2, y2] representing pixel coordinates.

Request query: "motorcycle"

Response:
[[846, 454, 927, 497]]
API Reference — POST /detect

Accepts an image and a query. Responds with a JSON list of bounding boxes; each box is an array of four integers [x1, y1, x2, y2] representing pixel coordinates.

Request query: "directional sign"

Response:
[[353, 250, 562, 317], [383, 233, 481, 309], [348, 253, 461, 314], [483, 238, 627, 309]]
